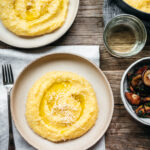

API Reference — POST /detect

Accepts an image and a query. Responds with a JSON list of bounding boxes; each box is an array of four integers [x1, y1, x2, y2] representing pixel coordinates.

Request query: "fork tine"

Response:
[[4, 65, 9, 84], [7, 64, 11, 83], [8, 64, 14, 83], [2, 64, 14, 84], [2, 65, 6, 84]]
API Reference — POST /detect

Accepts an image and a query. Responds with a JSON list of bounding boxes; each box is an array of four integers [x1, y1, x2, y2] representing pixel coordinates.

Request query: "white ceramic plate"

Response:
[[11, 53, 114, 150], [0, 0, 79, 48]]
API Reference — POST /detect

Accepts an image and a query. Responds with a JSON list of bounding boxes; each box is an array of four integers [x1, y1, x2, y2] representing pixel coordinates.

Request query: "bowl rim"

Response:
[[119, 0, 150, 16], [120, 57, 150, 126]]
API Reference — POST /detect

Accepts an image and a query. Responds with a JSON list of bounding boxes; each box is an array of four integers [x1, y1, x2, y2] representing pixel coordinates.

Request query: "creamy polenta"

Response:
[[26, 72, 98, 142], [124, 0, 150, 13], [0, 0, 69, 36]]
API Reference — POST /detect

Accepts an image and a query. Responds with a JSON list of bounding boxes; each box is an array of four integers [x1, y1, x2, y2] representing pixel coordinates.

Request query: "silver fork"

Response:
[[2, 64, 15, 149]]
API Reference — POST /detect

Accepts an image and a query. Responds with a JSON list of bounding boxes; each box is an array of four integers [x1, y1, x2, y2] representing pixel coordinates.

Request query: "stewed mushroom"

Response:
[[125, 65, 150, 118]]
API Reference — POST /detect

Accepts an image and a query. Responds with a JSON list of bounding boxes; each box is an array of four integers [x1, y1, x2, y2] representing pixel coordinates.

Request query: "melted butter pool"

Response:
[[39, 81, 85, 128]]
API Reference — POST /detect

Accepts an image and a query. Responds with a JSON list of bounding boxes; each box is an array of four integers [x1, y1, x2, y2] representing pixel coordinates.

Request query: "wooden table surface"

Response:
[[3, 0, 150, 150]]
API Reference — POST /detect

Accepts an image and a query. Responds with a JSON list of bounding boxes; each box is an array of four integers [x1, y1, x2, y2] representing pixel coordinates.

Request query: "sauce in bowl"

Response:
[[103, 15, 147, 58], [107, 24, 136, 53]]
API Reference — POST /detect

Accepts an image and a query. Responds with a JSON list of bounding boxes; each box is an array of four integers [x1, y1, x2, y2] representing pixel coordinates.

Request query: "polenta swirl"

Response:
[[124, 0, 150, 13], [26, 72, 98, 142], [0, 0, 69, 36]]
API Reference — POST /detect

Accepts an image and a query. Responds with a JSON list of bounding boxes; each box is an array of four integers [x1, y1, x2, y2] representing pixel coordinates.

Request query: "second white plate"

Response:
[[11, 53, 114, 150], [0, 0, 79, 48]]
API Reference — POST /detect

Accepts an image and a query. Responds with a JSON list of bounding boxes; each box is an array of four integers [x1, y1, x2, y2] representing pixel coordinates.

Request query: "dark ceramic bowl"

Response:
[[117, 0, 150, 21]]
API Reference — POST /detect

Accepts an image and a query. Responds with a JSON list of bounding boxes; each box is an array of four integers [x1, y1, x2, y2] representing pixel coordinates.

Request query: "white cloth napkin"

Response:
[[0, 46, 105, 150]]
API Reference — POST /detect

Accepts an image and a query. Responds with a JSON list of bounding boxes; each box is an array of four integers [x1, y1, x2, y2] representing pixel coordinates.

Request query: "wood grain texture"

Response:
[[1, 0, 149, 150], [104, 71, 150, 150]]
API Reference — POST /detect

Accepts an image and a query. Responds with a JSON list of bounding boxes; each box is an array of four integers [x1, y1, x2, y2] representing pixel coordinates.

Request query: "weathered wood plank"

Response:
[[104, 71, 123, 104], [104, 71, 150, 150], [101, 44, 150, 71]]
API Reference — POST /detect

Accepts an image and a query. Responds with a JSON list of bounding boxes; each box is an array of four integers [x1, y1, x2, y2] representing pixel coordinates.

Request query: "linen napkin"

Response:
[[0, 46, 105, 150], [103, 0, 150, 32]]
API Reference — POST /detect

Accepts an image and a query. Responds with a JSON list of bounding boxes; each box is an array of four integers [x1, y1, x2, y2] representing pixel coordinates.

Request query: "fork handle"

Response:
[[8, 92, 15, 149]]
